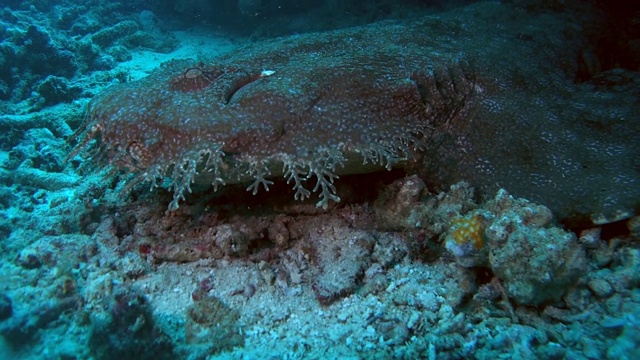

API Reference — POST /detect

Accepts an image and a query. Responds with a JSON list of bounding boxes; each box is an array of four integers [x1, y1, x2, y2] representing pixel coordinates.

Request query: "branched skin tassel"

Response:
[[67, 21, 476, 210]]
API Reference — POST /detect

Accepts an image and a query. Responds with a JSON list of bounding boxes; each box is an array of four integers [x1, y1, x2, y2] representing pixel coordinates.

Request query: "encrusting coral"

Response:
[[445, 213, 486, 258], [443, 189, 588, 305]]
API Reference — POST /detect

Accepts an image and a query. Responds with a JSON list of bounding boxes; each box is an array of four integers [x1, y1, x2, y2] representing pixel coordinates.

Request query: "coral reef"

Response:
[[380, 177, 588, 306], [0, 2, 176, 112], [0, 1, 638, 359], [483, 190, 588, 305]]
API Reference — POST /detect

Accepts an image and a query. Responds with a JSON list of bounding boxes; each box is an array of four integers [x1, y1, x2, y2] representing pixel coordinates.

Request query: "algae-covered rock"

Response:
[[484, 190, 588, 305], [185, 294, 244, 355]]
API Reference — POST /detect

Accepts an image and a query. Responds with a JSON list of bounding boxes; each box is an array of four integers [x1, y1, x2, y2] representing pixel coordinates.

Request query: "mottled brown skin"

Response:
[[70, 2, 639, 222], [69, 19, 476, 210]]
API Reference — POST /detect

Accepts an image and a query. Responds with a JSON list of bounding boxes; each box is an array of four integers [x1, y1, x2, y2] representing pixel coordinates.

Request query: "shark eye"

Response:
[[126, 141, 150, 168], [184, 67, 204, 79]]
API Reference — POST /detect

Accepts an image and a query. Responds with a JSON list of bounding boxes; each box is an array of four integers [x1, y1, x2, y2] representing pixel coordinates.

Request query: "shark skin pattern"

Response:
[[69, 2, 639, 224]]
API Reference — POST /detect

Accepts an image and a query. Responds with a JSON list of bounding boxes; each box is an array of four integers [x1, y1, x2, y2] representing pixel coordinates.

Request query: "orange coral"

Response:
[[450, 214, 485, 250]]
